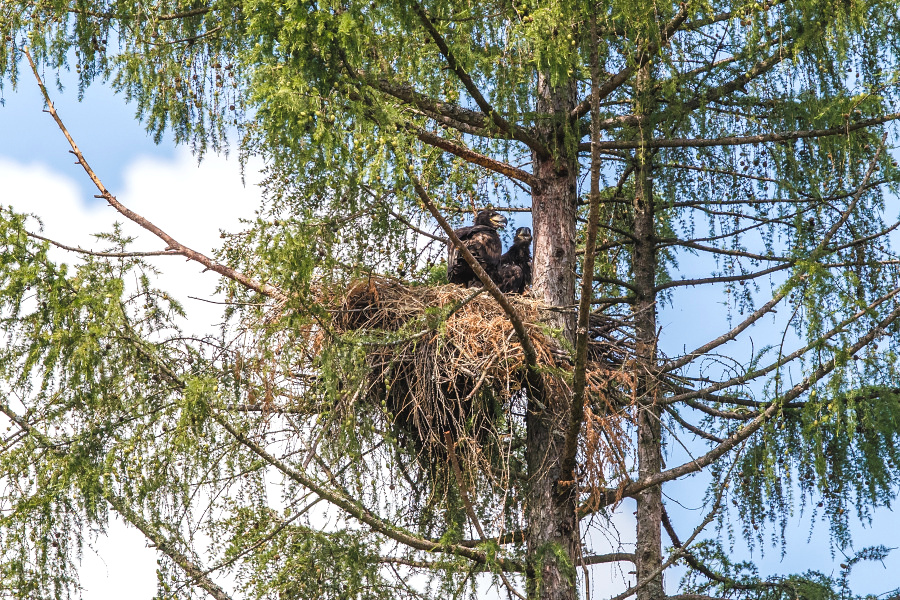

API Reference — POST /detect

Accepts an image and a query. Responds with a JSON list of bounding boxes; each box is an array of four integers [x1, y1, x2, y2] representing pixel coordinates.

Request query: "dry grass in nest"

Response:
[[319, 276, 635, 492]]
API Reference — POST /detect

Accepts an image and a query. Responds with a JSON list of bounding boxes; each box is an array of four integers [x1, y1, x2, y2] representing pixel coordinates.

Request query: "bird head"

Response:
[[475, 209, 508, 230], [514, 227, 533, 245]]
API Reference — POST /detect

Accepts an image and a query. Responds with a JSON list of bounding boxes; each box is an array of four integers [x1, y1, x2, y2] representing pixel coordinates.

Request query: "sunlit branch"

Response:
[[459, 530, 525, 548], [679, 205, 802, 228], [212, 412, 523, 570], [157, 25, 224, 46], [624, 301, 900, 502], [581, 552, 637, 565], [24, 47, 286, 303], [411, 125, 537, 187], [827, 219, 900, 255], [667, 285, 900, 404], [659, 239, 792, 262], [683, 399, 758, 421], [658, 229, 794, 263], [25, 230, 181, 258], [365, 74, 494, 135], [662, 285, 787, 373], [681, 0, 784, 32], [594, 275, 640, 294]]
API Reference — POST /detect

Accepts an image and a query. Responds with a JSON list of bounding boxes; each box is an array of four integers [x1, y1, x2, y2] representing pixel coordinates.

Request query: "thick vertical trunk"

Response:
[[531, 75, 578, 342], [525, 73, 579, 600], [632, 64, 664, 600]]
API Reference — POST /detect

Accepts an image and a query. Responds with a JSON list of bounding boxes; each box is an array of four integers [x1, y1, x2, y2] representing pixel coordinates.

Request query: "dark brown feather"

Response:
[[447, 210, 507, 286], [497, 227, 532, 294]]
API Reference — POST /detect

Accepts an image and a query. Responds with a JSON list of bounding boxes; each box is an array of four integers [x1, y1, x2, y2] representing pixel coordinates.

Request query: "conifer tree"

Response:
[[3, 1, 900, 599]]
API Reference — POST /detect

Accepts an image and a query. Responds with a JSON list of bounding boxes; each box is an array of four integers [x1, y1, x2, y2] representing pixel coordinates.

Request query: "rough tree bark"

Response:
[[525, 71, 580, 600]]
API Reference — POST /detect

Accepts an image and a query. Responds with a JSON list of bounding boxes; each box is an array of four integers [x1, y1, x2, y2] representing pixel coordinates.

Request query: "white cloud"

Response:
[[0, 151, 264, 599], [0, 150, 263, 334]]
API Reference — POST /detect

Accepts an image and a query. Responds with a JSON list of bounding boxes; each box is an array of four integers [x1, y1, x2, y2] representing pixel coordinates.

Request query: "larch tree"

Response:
[[3, 0, 900, 599]]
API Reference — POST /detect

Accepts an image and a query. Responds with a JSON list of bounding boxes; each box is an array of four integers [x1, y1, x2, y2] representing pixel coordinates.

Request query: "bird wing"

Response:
[[497, 263, 524, 294], [467, 229, 502, 270], [447, 225, 488, 282]]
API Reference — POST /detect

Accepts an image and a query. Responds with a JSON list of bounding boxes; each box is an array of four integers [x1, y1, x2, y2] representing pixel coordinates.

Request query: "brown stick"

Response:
[[411, 125, 538, 187], [560, 13, 604, 488], [23, 47, 286, 302]]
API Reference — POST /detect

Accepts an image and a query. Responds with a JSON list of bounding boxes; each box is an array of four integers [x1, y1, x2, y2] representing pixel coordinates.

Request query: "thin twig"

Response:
[[444, 431, 526, 600], [26, 230, 180, 258]]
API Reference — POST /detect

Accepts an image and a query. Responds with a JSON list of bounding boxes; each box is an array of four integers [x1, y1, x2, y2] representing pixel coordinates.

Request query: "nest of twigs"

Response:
[[320, 277, 634, 481]]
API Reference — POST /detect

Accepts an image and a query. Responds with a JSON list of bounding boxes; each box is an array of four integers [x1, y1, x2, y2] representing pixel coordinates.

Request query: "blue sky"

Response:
[[0, 72, 176, 201], [2, 67, 899, 599]]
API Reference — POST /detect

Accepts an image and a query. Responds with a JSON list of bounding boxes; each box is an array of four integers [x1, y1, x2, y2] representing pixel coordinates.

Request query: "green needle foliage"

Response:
[[4, 0, 900, 599]]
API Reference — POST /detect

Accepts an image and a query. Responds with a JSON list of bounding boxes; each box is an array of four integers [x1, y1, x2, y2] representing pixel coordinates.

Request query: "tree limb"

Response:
[[561, 13, 604, 488], [411, 124, 537, 186], [581, 113, 900, 151], [409, 1, 549, 158], [24, 46, 286, 302], [570, 3, 690, 121], [622, 301, 900, 502]]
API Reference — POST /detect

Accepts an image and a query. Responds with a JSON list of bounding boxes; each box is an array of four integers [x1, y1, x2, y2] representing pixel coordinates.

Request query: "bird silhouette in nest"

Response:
[[447, 209, 507, 287], [497, 227, 532, 294]]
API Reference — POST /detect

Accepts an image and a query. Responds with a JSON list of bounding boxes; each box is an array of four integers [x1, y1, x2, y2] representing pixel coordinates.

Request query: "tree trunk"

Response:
[[525, 70, 579, 600], [632, 63, 664, 600]]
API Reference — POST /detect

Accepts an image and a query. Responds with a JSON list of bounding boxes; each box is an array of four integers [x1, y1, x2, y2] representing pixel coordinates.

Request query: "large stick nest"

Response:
[[320, 278, 634, 481]]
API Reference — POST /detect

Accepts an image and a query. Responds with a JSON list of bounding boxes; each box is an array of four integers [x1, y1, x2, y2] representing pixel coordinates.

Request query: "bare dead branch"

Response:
[[582, 552, 637, 565], [664, 406, 726, 443], [23, 46, 286, 302]]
